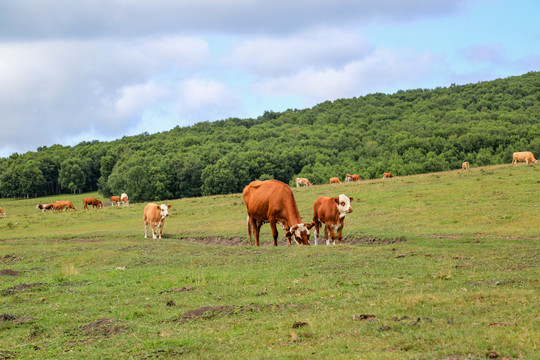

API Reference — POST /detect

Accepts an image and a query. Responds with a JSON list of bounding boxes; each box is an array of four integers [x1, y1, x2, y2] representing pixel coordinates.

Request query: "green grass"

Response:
[[0, 164, 538, 359]]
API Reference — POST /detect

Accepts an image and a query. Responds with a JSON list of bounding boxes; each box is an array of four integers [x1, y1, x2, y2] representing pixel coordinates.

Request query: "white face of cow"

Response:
[[160, 204, 170, 219], [336, 194, 353, 218], [288, 223, 314, 245]]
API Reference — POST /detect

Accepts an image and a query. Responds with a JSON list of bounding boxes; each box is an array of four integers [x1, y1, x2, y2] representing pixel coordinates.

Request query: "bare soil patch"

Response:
[[1, 282, 47, 296], [179, 236, 406, 246], [0, 254, 21, 264], [0, 313, 33, 324], [176, 303, 300, 322], [0, 269, 20, 277], [81, 318, 126, 336]]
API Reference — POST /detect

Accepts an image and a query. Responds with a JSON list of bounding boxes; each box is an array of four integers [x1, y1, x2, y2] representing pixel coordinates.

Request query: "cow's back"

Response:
[[313, 196, 337, 222], [243, 180, 294, 220]]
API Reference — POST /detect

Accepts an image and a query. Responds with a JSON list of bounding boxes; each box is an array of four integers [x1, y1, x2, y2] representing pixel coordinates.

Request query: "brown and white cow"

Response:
[[243, 180, 314, 246], [83, 198, 103, 210], [383, 172, 393, 179], [512, 151, 538, 166], [0, 207, 5, 217], [329, 177, 341, 184], [52, 200, 76, 211], [121, 193, 129, 206], [36, 203, 54, 212], [312, 194, 353, 245], [111, 196, 121, 206], [462, 162, 470, 170], [345, 174, 354, 182], [295, 177, 312, 188], [352, 174, 360, 182], [143, 203, 172, 239]]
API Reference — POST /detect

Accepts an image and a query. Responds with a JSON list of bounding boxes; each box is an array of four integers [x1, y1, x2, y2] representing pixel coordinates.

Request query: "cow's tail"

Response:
[[246, 215, 253, 244]]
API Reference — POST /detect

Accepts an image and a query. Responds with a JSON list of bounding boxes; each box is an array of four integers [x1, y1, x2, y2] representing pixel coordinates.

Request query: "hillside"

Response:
[[0, 71, 539, 201]]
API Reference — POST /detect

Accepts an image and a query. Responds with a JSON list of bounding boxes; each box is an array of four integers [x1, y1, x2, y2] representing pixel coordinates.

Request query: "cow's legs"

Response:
[[144, 222, 149, 238], [324, 226, 331, 245], [158, 223, 163, 239], [249, 218, 261, 246], [328, 226, 337, 245], [270, 219, 279, 246], [151, 223, 157, 239], [313, 221, 321, 246]]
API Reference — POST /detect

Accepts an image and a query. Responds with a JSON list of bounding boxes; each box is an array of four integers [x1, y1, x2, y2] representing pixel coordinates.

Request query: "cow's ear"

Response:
[[285, 230, 292, 238], [167, 205, 172, 209], [155, 205, 160, 210], [334, 197, 339, 204], [349, 197, 353, 202]]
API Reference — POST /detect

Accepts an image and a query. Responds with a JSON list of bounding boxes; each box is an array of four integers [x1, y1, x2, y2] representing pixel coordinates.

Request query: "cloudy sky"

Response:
[[0, 0, 538, 158]]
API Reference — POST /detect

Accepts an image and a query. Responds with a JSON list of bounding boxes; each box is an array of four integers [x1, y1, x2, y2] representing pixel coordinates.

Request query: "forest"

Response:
[[0, 71, 539, 201]]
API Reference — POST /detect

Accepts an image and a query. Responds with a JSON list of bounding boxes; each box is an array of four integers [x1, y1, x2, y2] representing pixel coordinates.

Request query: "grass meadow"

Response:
[[0, 164, 538, 359]]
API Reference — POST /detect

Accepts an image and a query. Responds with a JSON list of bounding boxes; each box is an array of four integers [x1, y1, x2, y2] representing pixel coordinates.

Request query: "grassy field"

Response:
[[0, 164, 538, 359]]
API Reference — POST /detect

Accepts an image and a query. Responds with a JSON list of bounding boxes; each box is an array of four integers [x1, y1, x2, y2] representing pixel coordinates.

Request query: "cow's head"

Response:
[[334, 194, 353, 218], [159, 204, 172, 219], [285, 222, 314, 245]]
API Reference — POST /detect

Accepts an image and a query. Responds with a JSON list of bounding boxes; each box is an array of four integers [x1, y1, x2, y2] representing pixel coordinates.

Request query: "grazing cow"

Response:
[[52, 200, 76, 211], [0, 207, 5, 217], [345, 174, 354, 182], [121, 193, 129, 206], [383, 172, 393, 179], [143, 203, 172, 239], [330, 177, 341, 184], [462, 162, 470, 170], [36, 204, 54, 212], [83, 198, 103, 210], [295, 177, 312, 188], [312, 195, 354, 245], [512, 151, 538, 166], [243, 179, 314, 246], [111, 196, 121, 206], [352, 174, 360, 181]]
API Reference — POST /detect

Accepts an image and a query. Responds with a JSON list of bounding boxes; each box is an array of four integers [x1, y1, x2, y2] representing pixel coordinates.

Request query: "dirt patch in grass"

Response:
[[81, 318, 126, 336], [180, 236, 406, 246], [1, 313, 34, 324], [0, 350, 15, 360], [0, 254, 21, 264], [0, 269, 20, 277], [176, 303, 300, 322], [1, 282, 47, 296]]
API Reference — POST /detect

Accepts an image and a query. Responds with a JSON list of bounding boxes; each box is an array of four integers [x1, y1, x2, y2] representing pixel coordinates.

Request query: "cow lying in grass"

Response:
[[143, 203, 172, 239]]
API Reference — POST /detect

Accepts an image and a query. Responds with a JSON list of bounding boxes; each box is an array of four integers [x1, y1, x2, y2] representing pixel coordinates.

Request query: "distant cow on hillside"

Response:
[[111, 196, 121, 206], [243, 179, 314, 246], [295, 178, 312, 188], [512, 151, 537, 166], [312, 194, 354, 245], [0, 207, 5, 217], [36, 203, 54, 212], [383, 172, 393, 179], [462, 162, 470, 170], [345, 174, 354, 182], [83, 198, 103, 210], [329, 177, 341, 184], [352, 174, 360, 182], [121, 193, 129, 206], [143, 203, 172, 239]]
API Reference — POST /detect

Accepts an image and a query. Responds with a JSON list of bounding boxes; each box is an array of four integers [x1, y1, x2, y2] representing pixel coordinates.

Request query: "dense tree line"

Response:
[[1, 72, 539, 200]]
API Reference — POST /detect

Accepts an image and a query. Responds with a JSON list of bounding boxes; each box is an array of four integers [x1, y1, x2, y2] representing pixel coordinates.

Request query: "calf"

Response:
[[312, 194, 353, 245], [295, 177, 312, 188], [512, 151, 537, 166], [383, 172, 393, 179], [36, 203, 54, 212], [121, 193, 129, 206], [111, 196, 121, 206], [0, 207, 5, 217], [53, 200, 76, 211], [83, 198, 103, 210], [329, 177, 341, 184], [243, 180, 314, 246], [462, 162, 469, 170], [345, 174, 354, 182], [143, 203, 172, 239]]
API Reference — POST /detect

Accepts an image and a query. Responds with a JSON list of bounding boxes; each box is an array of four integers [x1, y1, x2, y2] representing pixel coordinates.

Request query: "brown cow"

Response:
[[462, 162, 470, 170], [143, 203, 171, 239], [0, 207, 5, 217], [121, 193, 129, 206], [383, 172, 393, 179], [329, 177, 341, 184], [36, 203, 54, 212], [512, 151, 537, 166], [345, 174, 354, 182], [83, 198, 103, 210], [52, 200, 76, 211], [243, 180, 314, 246], [312, 194, 353, 245], [111, 196, 121, 206], [295, 177, 312, 188]]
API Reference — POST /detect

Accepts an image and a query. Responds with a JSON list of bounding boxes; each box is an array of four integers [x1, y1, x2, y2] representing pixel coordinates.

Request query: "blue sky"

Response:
[[0, 0, 538, 158]]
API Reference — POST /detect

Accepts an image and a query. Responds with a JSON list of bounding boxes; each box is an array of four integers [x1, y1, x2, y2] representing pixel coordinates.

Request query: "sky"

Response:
[[0, 0, 539, 158]]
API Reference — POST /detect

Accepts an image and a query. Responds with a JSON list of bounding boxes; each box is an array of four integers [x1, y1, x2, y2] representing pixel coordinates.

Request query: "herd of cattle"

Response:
[[0, 152, 537, 245]]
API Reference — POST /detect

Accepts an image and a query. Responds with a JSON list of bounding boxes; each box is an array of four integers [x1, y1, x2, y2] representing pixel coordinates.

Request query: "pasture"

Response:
[[0, 164, 538, 359]]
